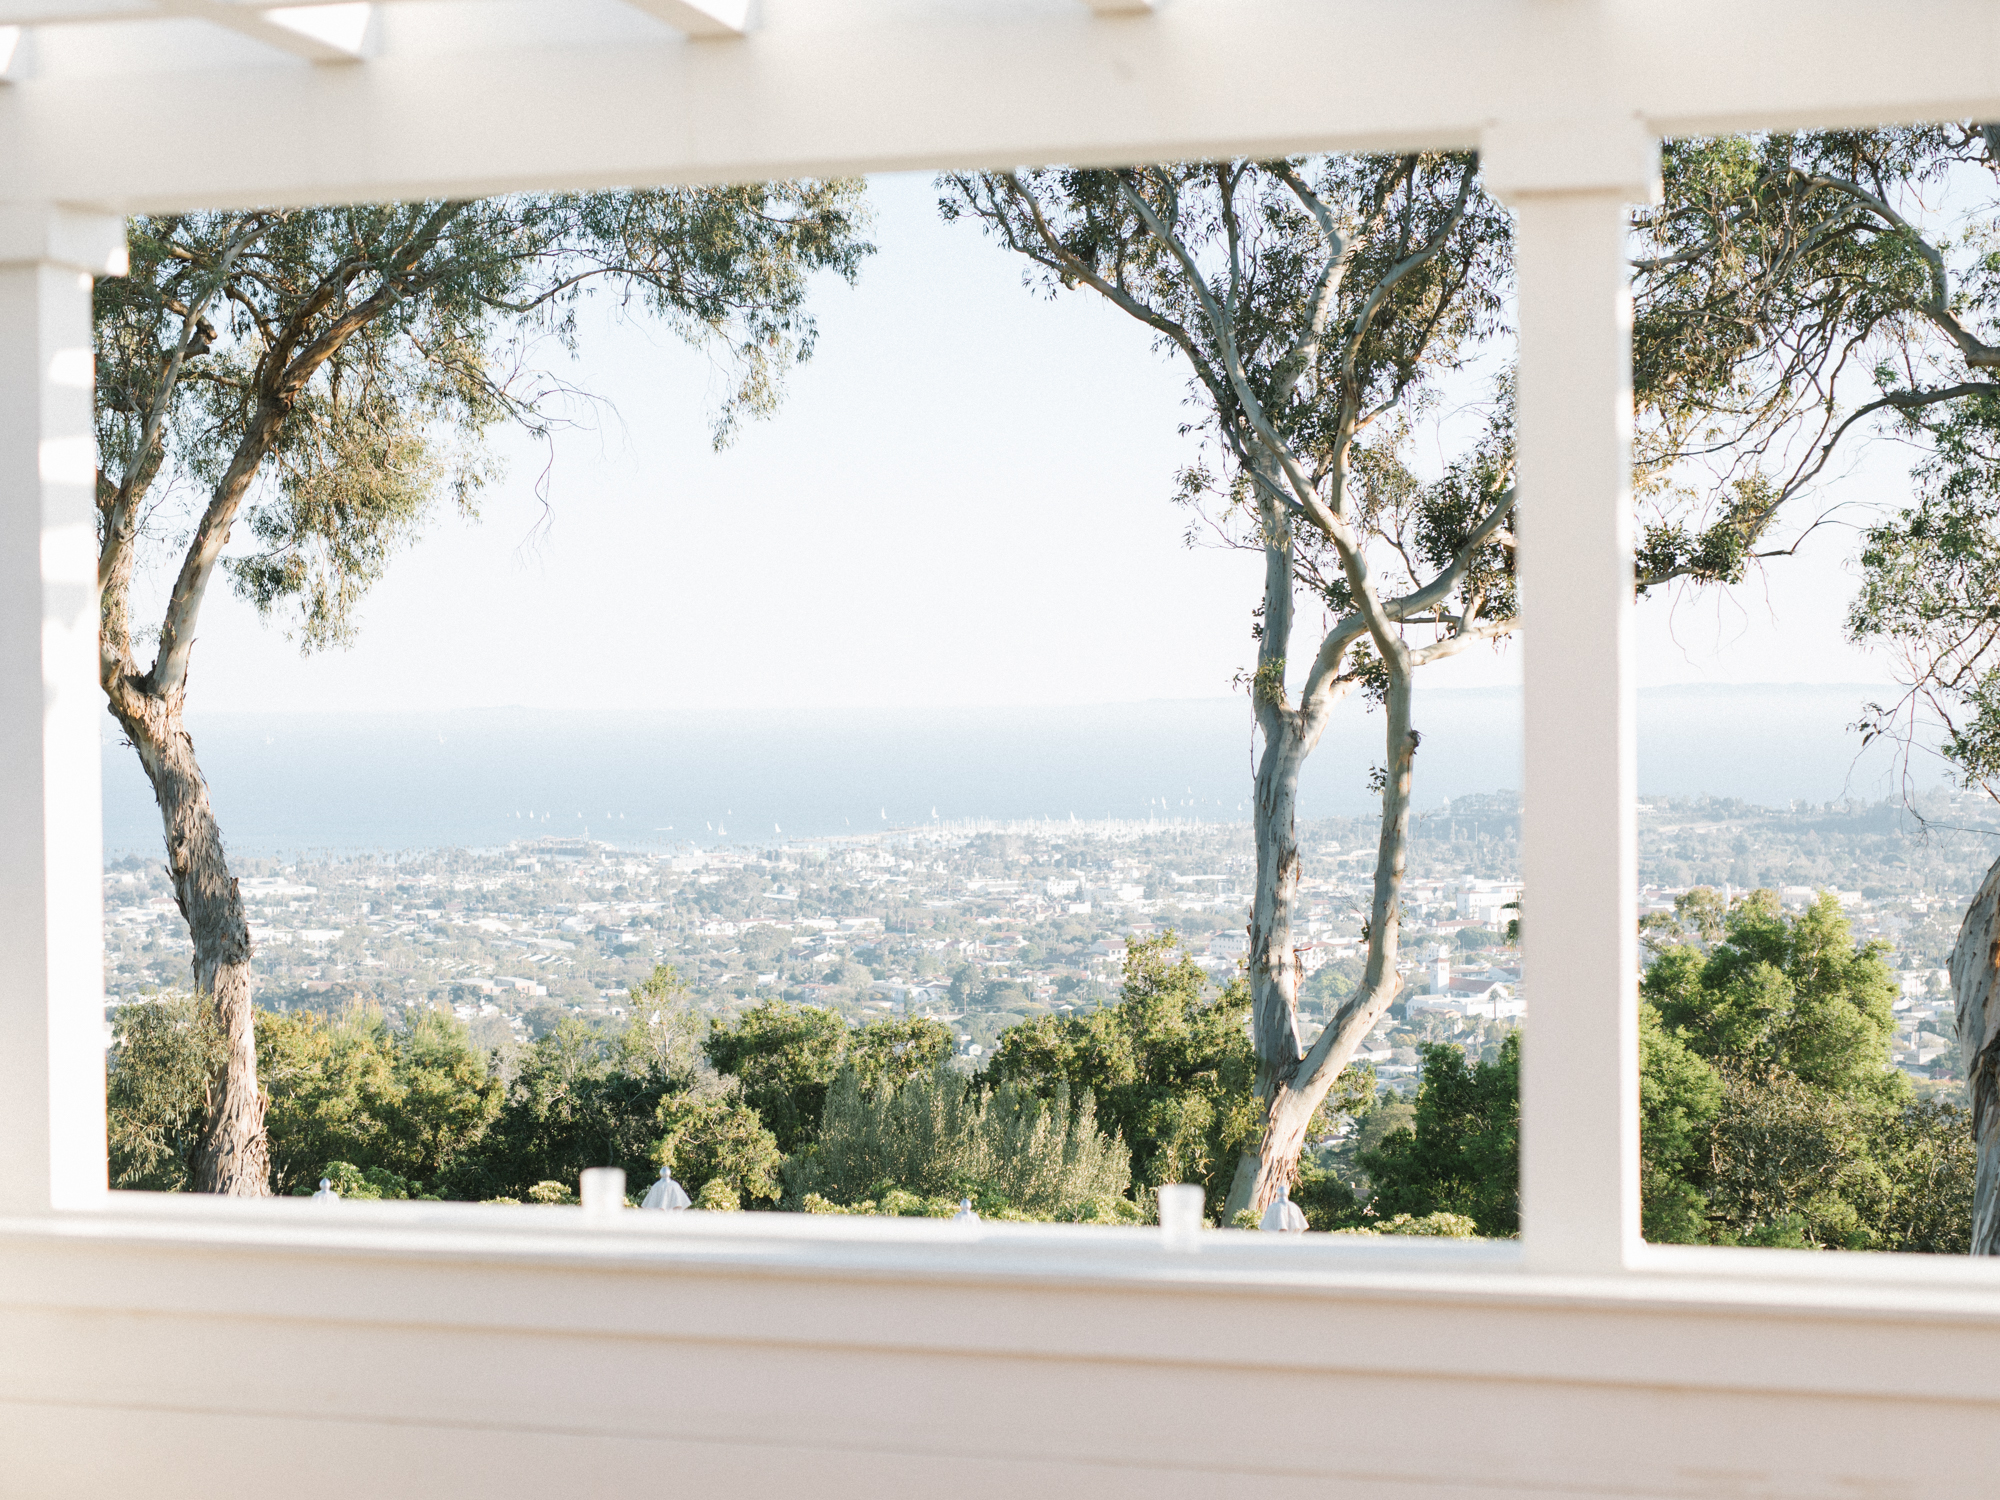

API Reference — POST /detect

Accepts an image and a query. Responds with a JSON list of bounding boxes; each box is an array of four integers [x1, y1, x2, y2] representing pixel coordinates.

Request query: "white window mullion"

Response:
[[1484, 120, 1658, 1274], [0, 207, 123, 1215]]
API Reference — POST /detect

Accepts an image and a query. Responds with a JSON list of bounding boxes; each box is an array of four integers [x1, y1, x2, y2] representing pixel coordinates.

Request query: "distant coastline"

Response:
[[100, 685, 1940, 856]]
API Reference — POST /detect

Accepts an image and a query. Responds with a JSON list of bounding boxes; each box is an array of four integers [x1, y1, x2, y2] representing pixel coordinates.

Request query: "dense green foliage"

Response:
[[107, 992, 227, 1190], [443, 1016, 701, 1202], [110, 995, 504, 1196], [1358, 1034, 1520, 1236], [651, 1089, 784, 1209], [103, 912, 1973, 1249], [981, 933, 1264, 1217], [1637, 891, 1974, 1250], [704, 1001, 953, 1154], [105, 944, 1258, 1222], [260, 1004, 501, 1194], [788, 1062, 1136, 1220], [701, 1000, 847, 1153], [1333, 891, 1974, 1251]]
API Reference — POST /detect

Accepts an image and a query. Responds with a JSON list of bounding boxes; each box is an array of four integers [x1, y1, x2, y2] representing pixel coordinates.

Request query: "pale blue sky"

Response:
[[156, 172, 1897, 716]]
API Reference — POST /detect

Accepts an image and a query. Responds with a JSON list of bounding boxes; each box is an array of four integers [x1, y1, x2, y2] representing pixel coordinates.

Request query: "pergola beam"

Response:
[[0, 0, 748, 57], [616, 0, 751, 38], [0, 0, 381, 60], [2, 0, 1997, 215], [189, 1, 374, 62]]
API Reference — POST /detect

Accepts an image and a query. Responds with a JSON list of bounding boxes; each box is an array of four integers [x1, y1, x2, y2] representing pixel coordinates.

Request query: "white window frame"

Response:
[[5, 4, 2000, 1490]]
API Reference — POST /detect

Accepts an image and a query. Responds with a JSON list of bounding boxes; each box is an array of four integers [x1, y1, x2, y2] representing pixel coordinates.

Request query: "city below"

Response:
[[102, 788, 1992, 1092]]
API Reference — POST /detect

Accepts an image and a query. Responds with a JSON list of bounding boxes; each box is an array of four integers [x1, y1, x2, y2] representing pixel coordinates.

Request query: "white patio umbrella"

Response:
[[641, 1172, 692, 1210], [1259, 1184, 1307, 1234]]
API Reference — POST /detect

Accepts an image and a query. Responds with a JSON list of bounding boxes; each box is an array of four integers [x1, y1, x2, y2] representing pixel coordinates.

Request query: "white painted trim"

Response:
[[0, 204, 126, 274], [0, 246, 110, 1217], [1507, 182, 1645, 1273], [5, 1208, 2000, 1495], [159, 0, 375, 61], [0, 1, 1996, 214]]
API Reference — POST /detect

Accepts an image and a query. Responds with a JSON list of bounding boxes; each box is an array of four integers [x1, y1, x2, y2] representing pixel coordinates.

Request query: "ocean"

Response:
[[99, 685, 1939, 856]]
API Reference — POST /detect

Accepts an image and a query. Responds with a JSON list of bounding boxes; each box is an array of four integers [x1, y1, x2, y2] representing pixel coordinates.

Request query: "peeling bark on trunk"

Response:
[[1224, 660, 1420, 1222], [1950, 853, 2000, 1254], [1234, 720, 1310, 1214], [106, 679, 268, 1195], [1220, 478, 1425, 1224]]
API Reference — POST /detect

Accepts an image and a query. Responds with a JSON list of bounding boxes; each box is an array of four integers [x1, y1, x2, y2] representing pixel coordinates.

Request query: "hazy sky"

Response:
[[156, 172, 1905, 717]]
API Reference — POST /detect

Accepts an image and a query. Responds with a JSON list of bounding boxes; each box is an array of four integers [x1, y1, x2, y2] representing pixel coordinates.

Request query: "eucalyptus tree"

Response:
[[1837, 127, 2000, 790], [947, 143, 1937, 1218], [1684, 126, 2000, 1254], [95, 187, 870, 1193], [1626, 130, 2000, 602], [945, 160, 1513, 1215]]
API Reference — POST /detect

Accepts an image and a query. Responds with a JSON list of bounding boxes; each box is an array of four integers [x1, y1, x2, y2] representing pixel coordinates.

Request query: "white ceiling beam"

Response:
[[155, 0, 374, 61], [618, 0, 752, 39], [3, 0, 2000, 213], [0, 0, 432, 17], [1080, 0, 1159, 13], [257, 3, 374, 57], [0, 0, 152, 21]]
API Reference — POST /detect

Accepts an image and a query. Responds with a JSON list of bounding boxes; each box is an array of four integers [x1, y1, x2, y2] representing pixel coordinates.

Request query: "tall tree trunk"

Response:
[[105, 678, 269, 1195], [1224, 662, 1419, 1223], [1951, 853, 2000, 1254], [1239, 720, 1310, 1202]]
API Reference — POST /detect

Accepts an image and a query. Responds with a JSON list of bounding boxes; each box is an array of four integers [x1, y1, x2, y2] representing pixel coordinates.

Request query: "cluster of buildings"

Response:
[[99, 790, 1991, 1089]]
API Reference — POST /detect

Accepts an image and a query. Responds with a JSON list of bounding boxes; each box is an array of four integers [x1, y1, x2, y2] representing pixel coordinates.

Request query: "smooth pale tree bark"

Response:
[[1950, 856, 2000, 1254], [1218, 451, 1443, 1217], [947, 161, 1516, 1220]]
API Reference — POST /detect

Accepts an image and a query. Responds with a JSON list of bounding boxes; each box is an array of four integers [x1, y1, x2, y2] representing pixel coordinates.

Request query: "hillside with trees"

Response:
[[106, 911, 1973, 1249]]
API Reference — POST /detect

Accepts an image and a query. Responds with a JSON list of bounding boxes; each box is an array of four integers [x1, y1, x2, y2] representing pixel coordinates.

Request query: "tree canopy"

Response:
[[93, 184, 872, 1195], [1640, 890, 1969, 1249], [703, 1000, 954, 1155], [1359, 1033, 1520, 1237], [983, 932, 1265, 1216]]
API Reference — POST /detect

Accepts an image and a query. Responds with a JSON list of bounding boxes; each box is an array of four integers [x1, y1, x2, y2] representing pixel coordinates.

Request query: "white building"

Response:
[[1456, 881, 1522, 923]]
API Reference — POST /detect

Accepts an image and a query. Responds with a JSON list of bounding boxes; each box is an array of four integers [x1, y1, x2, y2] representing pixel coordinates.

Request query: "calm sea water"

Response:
[[99, 686, 1936, 855]]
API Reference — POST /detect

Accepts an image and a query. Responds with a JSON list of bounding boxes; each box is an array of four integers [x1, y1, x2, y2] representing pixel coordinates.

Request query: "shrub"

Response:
[[307, 1160, 432, 1201], [106, 991, 225, 1191], [788, 1061, 1132, 1218], [1335, 1212, 1479, 1238]]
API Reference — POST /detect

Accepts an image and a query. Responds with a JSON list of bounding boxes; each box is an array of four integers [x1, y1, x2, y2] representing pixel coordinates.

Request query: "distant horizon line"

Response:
[[117, 681, 1900, 721]]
